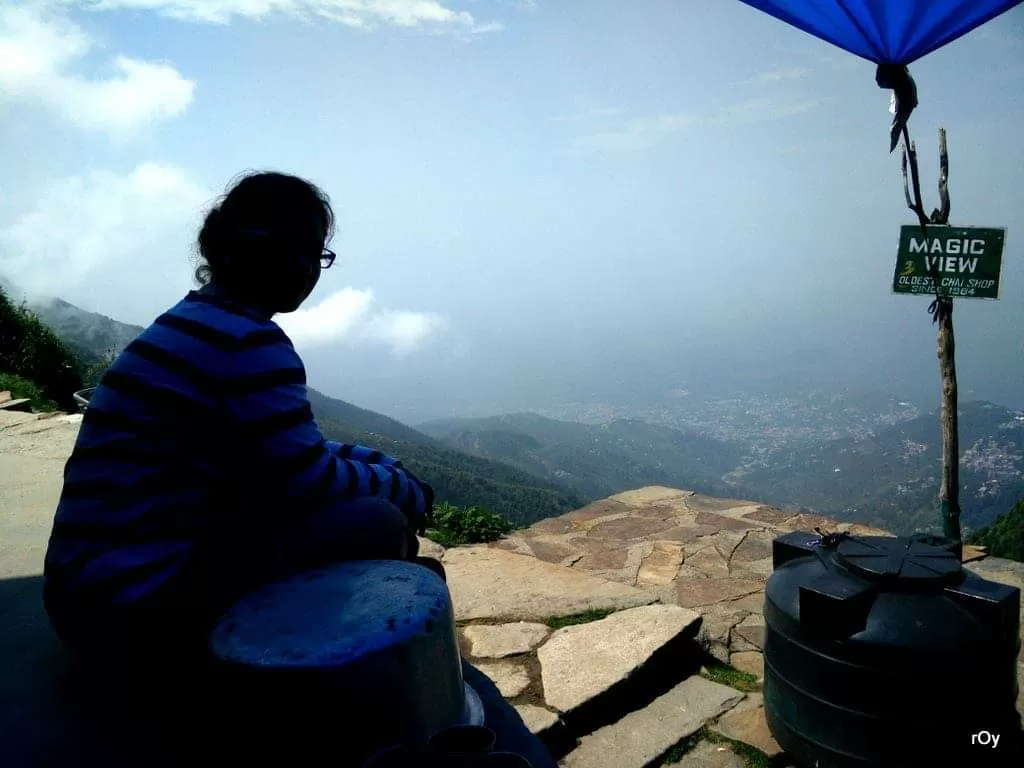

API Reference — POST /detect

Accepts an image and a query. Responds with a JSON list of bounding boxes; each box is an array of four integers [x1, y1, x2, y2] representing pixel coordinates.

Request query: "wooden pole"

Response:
[[901, 127, 961, 544], [938, 300, 961, 542], [932, 129, 961, 543]]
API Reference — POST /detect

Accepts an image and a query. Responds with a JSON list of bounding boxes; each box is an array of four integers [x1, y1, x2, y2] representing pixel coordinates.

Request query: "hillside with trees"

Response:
[[0, 286, 86, 411], [967, 498, 1024, 562], [419, 412, 749, 501]]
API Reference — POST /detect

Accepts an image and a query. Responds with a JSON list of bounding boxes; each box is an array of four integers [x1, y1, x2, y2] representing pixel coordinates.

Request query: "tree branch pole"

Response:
[[901, 127, 961, 543]]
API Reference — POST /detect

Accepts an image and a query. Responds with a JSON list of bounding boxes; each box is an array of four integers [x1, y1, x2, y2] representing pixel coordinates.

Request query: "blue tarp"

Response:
[[738, 0, 1023, 65]]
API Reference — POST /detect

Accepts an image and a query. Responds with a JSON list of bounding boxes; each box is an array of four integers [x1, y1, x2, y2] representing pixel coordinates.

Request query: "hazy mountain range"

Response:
[[19, 287, 1024, 537]]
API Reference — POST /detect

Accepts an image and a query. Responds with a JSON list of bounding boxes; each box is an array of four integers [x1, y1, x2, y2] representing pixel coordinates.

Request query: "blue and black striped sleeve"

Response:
[[221, 327, 427, 522], [324, 440, 401, 468]]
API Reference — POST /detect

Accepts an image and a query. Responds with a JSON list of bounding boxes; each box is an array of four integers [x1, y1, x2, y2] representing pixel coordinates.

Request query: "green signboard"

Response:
[[893, 225, 1006, 299]]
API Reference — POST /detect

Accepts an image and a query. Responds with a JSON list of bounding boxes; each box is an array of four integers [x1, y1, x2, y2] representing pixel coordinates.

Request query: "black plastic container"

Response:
[[764, 531, 1021, 768]]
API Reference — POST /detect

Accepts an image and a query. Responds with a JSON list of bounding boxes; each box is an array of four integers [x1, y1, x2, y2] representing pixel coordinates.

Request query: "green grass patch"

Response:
[[660, 730, 703, 764], [544, 608, 615, 630], [705, 730, 773, 768], [700, 661, 760, 693], [657, 728, 775, 768]]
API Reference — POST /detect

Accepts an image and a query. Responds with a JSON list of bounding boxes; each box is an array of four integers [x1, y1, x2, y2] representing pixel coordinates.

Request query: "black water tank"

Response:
[[764, 531, 1021, 768]]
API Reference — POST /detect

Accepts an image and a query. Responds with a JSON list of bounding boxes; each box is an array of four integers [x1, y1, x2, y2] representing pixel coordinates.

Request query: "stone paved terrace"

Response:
[[432, 486, 1024, 766], [2, 410, 1023, 767]]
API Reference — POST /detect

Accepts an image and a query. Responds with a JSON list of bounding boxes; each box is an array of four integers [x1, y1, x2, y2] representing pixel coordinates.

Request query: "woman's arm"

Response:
[[220, 328, 428, 524], [324, 440, 401, 467]]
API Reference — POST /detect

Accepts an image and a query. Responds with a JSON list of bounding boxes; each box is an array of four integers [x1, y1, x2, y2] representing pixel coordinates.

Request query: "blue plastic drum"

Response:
[[210, 560, 483, 760]]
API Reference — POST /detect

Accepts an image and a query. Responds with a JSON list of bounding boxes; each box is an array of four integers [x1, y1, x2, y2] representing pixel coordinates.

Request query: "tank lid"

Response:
[[836, 534, 962, 586]]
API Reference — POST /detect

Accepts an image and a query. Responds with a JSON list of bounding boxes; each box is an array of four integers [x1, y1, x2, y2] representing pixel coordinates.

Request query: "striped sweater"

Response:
[[43, 286, 429, 623]]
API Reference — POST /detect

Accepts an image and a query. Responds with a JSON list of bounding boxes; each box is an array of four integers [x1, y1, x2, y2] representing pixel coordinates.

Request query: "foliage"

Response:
[[425, 501, 514, 548], [704, 731, 774, 768], [967, 498, 1024, 562], [81, 348, 118, 387], [419, 412, 748, 502], [700, 661, 760, 693], [0, 372, 57, 411], [312, 389, 586, 526], [0, 287, 84, 411], [659, 728, 774, 768], [544, 608, 615, 630]]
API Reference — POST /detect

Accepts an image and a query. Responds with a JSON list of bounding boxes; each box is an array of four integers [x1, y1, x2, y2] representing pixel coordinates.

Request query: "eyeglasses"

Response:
[[237, 227, 336, 269]]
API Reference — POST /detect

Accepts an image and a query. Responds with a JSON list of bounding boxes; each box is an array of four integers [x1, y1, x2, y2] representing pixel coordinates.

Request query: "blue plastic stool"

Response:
[[209, 560, 484, 764]]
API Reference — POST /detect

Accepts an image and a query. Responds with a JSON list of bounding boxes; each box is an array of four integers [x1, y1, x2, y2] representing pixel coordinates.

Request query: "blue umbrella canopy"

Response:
[[737, 0, 1022, 65], [738, 0, 1023, 150]]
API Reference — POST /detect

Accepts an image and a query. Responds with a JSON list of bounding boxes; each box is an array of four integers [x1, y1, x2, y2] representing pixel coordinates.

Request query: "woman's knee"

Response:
[[284, 495, 412, 565]]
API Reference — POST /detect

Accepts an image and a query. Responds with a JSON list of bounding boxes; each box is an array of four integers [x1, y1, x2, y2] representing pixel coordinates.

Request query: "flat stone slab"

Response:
[[729, 651, 764, 680], [723, 592, 765, 614], [416, 536, 445, 560], [475, 660, 530, 698], [668, 740, 746, 767], [539, 605, 701, 715], [697, 606, 749, 646], [694, 511, 763, 531], [741, 506, 794, 525], [637, 541, 685, 586], [562, 676, 743, 768], [527, 538, 577, 564], [961, 545, 986, 563], [527, 516, 576, 534], [710, 702, 782, 758], [676, 578, 763, 609], [462, 622, 550, 658], [607, 487, 694, 507], [732, 614, 765, 650], [444, 547, 656, 622], [514, 704, 560, 736], [729, 557, 773, 580], [563, 499, 631, 523], [586, 516, 679, 541], [685, 546, 730, 579], [729, 533, 774, 563]]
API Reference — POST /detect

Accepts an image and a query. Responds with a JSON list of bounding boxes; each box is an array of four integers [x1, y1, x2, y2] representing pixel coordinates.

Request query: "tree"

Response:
[[967, 498, 1024, 563], [0, 287, 84, 411]]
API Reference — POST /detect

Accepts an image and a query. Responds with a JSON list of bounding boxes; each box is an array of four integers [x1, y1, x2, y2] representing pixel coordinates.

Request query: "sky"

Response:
[[1, 0, 1022, 423]]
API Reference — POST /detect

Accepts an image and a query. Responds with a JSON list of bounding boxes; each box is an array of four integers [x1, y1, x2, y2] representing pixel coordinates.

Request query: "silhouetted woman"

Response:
[[42, 171, 555, 768], [44, 172, 433, 665]]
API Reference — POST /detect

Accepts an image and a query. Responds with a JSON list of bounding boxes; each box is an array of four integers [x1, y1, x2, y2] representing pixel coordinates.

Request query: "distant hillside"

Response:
[[740, 401, 1024, 535], [308, 391, 585, 525], [27, 297, 144, 368], [418, 412, 749, 501], [0, 285, 84, 411], [967, 498, 1024, 563], [24, 289, 584, 526]]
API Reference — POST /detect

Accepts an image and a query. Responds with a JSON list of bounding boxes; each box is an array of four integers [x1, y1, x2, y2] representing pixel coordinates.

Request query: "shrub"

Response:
[[0, 372, 58, 411], [0, 287, 84, 410], [426, 501, 514, 547], [967, 498, 1024, 563]]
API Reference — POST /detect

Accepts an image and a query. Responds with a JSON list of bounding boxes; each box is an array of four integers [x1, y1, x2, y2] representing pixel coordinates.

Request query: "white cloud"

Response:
[[739, 67, 812, 85], [573, 114, 691, 152], [715, 97, 830, 123], [74, 0, 498, 32], [0, 161, 447, 353], [572, 96, 834, 153], [0, 163, 211, 310], [0, 4, 195, 135], [279, 288, 447, 355]]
